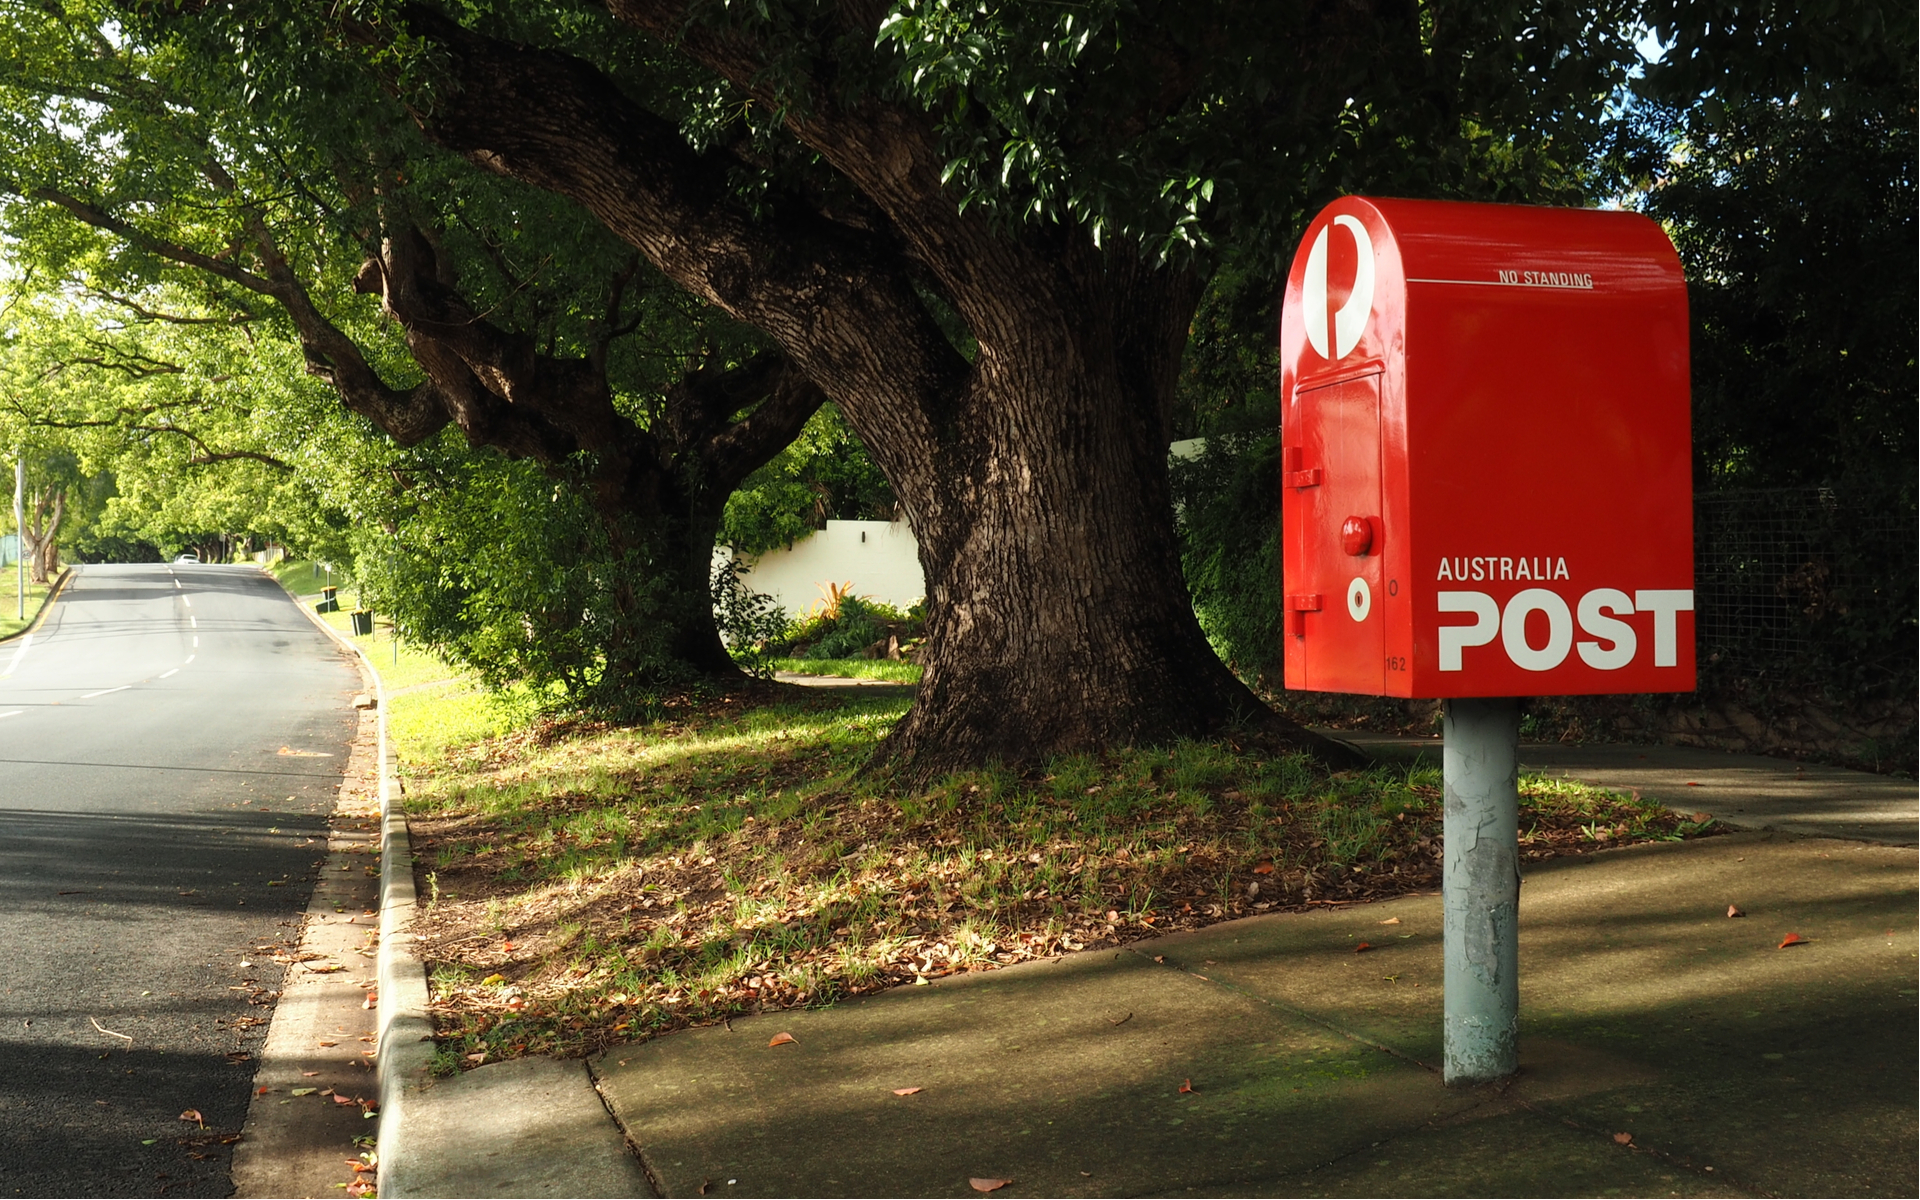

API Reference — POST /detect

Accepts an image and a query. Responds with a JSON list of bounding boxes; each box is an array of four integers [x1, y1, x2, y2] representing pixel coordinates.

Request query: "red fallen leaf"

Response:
[[969, 1179, 1012, 1193], [1684, 781, 1702, 787], [1613, 1132, 1632, 1145], [347, 1181, 375, 1197], [361, 994, 378, 1010], [332, 1094, 356, 1105], [1778, 932, 1808, 948], [345, 1161, 376, 1174], [767, 1031, 797, 1047], [1178, 1079, 1194, 1094], [1727, 905, 1745, 918], [503, 941, 515, 952], [892, 1087, 922, 1096], [1252, 862, 1275, 875], [1353, 942, 1374, 953], [255, 1087, 269, 1096], [178, 1109, 204, 1125]]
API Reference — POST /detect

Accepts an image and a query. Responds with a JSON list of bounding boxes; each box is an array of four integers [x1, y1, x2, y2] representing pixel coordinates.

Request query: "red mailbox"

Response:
[[1280, 197, 1695, 697]]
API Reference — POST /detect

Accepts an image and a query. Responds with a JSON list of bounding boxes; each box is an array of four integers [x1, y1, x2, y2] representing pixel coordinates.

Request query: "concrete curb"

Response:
[[0, 564, 72, 645], [269, 570, 435, 1195]]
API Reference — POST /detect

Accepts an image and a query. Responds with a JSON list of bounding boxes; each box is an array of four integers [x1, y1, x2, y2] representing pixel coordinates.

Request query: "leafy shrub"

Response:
[[1170, 428, 1282, 690], [770, 595, 923, 660], [349, 450, 692, 716], [710, 557, 788, 678]]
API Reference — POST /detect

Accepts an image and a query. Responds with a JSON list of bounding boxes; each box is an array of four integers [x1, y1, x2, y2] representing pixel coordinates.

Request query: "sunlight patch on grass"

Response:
[[768, 657, 922, 683], [399, 690, 1717, 1066]]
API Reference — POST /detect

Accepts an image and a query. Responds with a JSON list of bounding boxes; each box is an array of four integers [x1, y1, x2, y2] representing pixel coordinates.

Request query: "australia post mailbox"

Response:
[[1280, 196, 1695, 696], [1280, 197, 1695, 1089]]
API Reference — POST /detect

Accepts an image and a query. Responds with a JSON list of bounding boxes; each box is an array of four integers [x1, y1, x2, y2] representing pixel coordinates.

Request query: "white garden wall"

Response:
[[724, 518, 926, 619]]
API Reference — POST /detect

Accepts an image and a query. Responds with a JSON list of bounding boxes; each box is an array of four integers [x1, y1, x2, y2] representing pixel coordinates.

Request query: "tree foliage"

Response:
[[0, 0, 824, 697], [1625, 2, 1916, 491]]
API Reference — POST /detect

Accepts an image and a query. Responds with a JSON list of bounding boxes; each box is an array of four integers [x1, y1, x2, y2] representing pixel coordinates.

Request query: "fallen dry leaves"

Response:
[[892, 1086, 921, 1096], [401, 690, 1724, 1068], [767, 1031, 797, 1047], [1613, 1132, 1632, 1145], [1778, 932, 1808, 948], [969, 1178, 1011, 1193], [1727, 904, 1744, 918]]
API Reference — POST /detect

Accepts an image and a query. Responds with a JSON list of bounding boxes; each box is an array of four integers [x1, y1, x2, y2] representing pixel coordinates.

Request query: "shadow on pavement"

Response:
[[583, 833, 1915, 1198]]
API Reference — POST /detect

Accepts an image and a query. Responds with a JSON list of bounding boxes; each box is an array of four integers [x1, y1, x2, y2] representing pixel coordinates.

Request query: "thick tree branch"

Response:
[[91, 289, 257, 327], [391, 6, 962, 489], [661, 351, 827, 490]]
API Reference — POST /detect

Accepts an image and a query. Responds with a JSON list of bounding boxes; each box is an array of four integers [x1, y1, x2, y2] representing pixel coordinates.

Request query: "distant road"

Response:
[[0, 564, 360, 1197]]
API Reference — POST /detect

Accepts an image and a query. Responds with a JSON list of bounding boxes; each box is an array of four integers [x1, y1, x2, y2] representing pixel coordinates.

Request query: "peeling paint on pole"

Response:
[[1442, 696, 1520, 1085]]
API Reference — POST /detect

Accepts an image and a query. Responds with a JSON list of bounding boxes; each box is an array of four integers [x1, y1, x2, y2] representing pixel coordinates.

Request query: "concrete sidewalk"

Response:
[[590, 831, 1915, 1197], [383, 746, 1919, 1198]]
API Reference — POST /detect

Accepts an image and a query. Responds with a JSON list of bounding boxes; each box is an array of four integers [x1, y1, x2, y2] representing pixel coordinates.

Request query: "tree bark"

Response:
[[393, 10, 1357, 776], [22, 486, 64, 585]]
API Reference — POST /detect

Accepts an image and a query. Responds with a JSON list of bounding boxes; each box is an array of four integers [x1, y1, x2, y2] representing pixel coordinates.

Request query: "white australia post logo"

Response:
[[1303, 214, 1375, 360]]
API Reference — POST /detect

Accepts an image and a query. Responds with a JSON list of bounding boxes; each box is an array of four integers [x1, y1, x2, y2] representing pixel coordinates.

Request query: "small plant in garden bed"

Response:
[[402, 691, 1719, 1069], [768, 594, 925, 661]]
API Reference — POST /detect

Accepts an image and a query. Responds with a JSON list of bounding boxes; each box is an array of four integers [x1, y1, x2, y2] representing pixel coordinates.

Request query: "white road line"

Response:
[[159, 668, 179, 679], [174, 581, 182, 590], [189, 616, 197, 628], [1, 634, 31, 677], [0, 710, 21, 719], [80, 686, 131, 699], [182, 597, 192, 607], [192, 636, 199, 647], [183, 655, 194, 664]]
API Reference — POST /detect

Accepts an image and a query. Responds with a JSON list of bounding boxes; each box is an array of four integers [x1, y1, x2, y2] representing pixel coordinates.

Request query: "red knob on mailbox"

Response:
[[1341, 516, 1376, 556]]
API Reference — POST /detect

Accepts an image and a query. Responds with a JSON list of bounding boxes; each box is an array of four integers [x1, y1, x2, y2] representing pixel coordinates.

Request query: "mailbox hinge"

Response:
[[1281, 446, 1322, 489], [1284, 593, 1322, 639]]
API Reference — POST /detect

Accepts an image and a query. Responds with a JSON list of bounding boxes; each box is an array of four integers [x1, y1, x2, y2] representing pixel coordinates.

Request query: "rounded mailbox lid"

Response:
[[1280, 197, 1694, 700]]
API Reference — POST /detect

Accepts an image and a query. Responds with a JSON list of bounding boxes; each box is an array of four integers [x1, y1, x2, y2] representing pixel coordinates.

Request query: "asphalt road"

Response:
[[0, 564, 360, 1197]]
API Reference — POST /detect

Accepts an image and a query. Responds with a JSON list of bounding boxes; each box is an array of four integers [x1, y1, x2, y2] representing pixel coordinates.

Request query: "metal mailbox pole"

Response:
[[1441, 697, 1521, 1084]]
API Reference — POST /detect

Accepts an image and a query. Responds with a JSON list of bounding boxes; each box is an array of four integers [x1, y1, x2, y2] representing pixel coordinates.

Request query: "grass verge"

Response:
[[769, 657, 922, 684], [399, 685, 1722, 1070], [259, 564, 520, 769], [0, 568, 52, 640]]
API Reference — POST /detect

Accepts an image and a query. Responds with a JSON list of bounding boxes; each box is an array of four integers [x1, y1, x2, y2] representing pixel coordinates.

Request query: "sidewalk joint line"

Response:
[[583, 1056, 668, 1199], [1509, 1096, 1776, 1198], [1127, 947, 1440, 1075]]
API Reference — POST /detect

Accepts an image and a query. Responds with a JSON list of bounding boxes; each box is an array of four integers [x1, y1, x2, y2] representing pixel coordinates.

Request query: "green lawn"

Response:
[[768, 656, 922, 683], [269, 557, 345, 598], [260, 564, 519, 772], [0, 566, 54, 641], [394, 686, 1720, 1067]]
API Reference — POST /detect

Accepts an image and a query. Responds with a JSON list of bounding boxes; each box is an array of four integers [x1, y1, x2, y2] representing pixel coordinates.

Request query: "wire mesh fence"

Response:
[[1694, 486, 1918, 690]]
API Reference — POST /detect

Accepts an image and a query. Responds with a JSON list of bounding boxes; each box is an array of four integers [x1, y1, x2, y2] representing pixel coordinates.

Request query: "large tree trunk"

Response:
[[880, 254, 1261, 766], [393, 8, 1355, 777], [22, 486, 63, 585]]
